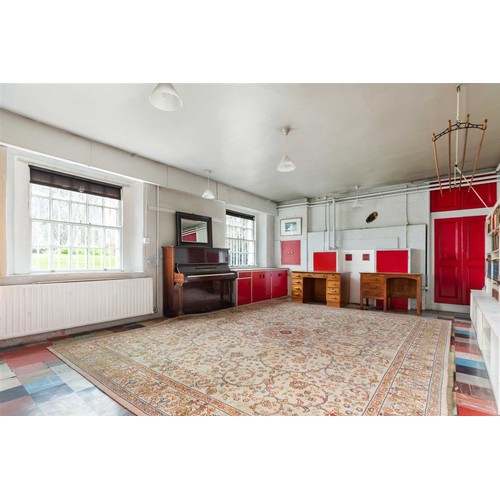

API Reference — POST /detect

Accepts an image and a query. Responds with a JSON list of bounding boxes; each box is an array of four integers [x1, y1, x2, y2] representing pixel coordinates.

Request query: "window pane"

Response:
[[32, 247, 50, 271], [103, 197, 119, 208], [71, 191, 87, 202], [89, 227, 104, 247], [31, 197, 50, 220], [70, 202, 87, 223], [72, 226, 88, 247], [106, 228, 121, 249], [71, 249, 87, 270], [88, 249, 103, 270], [51, 188, 70, 200], [103, 208, 118, 227], [30, 182, 122, 273], [226, 213, 255, 267], [31, 184, 50, 197], [88, 195, 103, 205], [32, 221, 51, 246], [52, 224, 70, 246], [52, 248, 70, 270], [105, 249, 119, 269], [52, 200, 70, 221], [88, 205, 103, 225]]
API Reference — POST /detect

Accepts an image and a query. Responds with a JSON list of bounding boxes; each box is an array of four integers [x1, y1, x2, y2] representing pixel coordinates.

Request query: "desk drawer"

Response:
[[327, 277, 340, 286], [361, 274, 384, 284], [361, 284, 384, 294]]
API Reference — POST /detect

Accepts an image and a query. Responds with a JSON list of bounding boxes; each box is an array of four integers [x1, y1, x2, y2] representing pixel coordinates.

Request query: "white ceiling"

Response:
[[1, 83, 499, 202]]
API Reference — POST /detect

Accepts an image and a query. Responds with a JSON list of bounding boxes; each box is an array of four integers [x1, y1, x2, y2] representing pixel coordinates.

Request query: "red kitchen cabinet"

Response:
[[271, 270, 288, 298], [281, 240, 301, 265], [252, 271, 272, 302], [237, 272, 252, 306]]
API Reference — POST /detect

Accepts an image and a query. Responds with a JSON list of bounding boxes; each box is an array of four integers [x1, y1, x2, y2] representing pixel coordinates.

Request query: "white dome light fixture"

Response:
[[352, 185, 363, 209], [202, 170, 215, 199], [277, 127, 296, 172], [149, 83, 183, 111]]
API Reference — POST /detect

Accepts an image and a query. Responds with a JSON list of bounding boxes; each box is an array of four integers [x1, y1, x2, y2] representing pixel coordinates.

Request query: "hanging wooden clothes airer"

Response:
[[431, 84, 488, 205]]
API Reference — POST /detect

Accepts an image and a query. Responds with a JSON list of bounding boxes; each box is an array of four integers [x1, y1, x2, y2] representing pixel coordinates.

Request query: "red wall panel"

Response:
[[461, 183, 497, 210], [281, 240, 301, 265], [376, 250, 409, 273], [430, 181, 497, 212], [313, 252, 337, 272], [376, 250, 409, 309]]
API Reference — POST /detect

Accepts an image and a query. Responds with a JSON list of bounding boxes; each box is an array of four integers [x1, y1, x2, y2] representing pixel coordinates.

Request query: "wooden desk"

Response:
[[291, 271, 350, 308], [359, 272, 422, 315]]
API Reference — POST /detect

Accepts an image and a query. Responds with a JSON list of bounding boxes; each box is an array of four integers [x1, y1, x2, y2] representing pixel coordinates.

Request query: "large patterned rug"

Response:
[[49, 300, 452, 416]]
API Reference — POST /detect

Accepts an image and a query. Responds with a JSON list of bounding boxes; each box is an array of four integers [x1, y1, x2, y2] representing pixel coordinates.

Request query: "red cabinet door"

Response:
[[271, 270, 288, 298], [237, 278, 252, 306], [430, 181, 497, 212], [252, 271, 272, 302], [281, 240, 301, 265], [434, 216, 485, 305]]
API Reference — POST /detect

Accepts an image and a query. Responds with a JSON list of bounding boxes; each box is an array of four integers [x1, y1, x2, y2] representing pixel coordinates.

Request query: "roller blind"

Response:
[[226, 209, 254, 221], [29, 165, 122, 200]]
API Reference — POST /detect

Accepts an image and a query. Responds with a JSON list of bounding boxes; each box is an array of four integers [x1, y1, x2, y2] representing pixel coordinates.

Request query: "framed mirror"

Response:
[[175, 212, 213, 247]]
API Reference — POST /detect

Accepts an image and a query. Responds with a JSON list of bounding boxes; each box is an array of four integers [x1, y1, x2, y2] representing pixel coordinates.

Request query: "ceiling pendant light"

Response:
[[277, 127, 296, 172], [352, 185, 363, 208], [149, 83, 183, 111], [202, 170, 215, 199]]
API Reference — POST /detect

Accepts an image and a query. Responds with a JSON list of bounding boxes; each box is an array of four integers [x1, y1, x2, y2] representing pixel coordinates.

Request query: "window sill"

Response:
[[0, 271, 149, 286]]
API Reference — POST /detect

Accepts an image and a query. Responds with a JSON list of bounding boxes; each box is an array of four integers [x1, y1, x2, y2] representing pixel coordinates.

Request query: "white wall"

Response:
[[274, 201, 309, 271], [276, 190, 430, 308], [0, 109, 278, 324]]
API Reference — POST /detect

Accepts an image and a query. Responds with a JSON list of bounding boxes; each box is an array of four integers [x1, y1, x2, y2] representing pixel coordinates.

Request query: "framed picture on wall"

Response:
[[280, 217, 302, 236]]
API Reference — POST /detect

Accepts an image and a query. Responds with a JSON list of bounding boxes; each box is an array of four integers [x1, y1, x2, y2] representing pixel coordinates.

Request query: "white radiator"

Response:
[[0, 277, 154, 340]]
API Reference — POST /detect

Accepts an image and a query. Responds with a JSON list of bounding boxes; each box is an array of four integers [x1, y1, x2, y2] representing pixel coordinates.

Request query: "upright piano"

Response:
[[162, 246, 237, 317]]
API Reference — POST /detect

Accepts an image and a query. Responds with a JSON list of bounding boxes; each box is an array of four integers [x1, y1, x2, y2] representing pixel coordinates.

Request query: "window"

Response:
[[226, 210, 255, 267], [29, 166, 122, 272]]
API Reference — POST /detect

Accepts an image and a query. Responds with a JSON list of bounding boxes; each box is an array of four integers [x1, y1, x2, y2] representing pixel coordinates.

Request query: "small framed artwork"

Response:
[[280, 217, 302, 236]]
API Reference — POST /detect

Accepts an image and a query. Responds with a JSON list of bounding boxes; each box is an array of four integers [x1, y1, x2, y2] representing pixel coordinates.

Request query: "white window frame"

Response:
[[226, 211, 256, 267], [7, 154, 144, 277], [29, 183, 123, 273]]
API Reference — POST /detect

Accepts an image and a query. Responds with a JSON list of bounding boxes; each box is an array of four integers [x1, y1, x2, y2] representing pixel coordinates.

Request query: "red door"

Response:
[[271, 270, 288, 298], [252, 271, 272, 302], [462, 216, 487, 305], [434, 216, 485, 305]]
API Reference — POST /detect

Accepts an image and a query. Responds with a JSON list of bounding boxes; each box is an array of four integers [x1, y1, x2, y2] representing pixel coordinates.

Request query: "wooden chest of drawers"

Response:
[[291, 271, 350, 308]]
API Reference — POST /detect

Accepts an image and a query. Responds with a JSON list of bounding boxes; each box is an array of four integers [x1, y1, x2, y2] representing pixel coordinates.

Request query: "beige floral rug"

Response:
[[49, 300, 452, 416]]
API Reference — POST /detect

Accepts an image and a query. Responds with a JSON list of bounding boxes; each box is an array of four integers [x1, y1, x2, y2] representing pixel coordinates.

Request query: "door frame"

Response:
[[428, 207, 489, 314]]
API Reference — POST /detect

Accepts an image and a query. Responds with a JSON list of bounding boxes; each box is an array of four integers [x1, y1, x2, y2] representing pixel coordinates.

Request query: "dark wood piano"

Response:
[[162, 246, 237, 317]]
